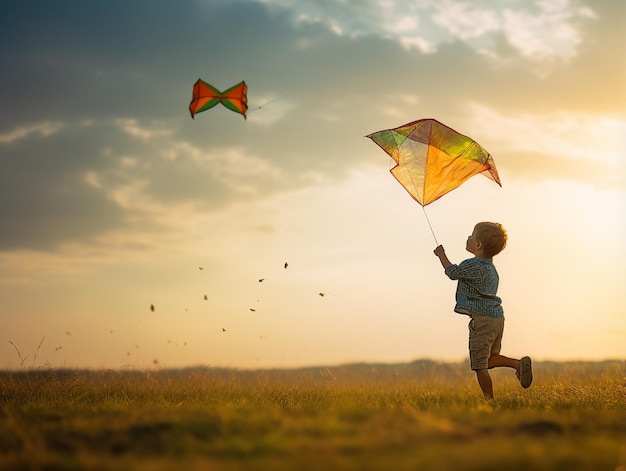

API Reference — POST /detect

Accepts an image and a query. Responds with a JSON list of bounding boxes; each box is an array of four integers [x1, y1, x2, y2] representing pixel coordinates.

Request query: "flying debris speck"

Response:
[[250, 308, 256, 312], [199, 266, 204, 270], [258, 278, 264, 282], [150, 304, 155, 312], [284, 262, 288, 269], [204, 295, 208, 300], [222, 328, 226, 332], [319, 292, 325, 297]]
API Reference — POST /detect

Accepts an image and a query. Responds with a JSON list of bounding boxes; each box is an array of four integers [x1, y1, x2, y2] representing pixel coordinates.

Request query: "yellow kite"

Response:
[[366, 118, 501, 206]]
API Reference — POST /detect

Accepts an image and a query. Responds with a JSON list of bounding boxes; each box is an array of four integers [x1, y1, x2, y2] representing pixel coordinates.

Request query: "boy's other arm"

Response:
[[433, 245, 452, 269]]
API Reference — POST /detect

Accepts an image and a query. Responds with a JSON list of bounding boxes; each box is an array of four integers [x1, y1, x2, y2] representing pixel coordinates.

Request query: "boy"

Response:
[[433, 222, 532, 399]]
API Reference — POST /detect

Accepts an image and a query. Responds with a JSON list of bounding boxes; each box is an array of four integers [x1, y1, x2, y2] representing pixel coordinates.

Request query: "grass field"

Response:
[[1, 360, 624, 470]]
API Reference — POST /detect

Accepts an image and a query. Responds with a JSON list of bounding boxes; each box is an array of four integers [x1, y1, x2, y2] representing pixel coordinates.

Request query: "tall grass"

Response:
[[0, 360, 624, 470]]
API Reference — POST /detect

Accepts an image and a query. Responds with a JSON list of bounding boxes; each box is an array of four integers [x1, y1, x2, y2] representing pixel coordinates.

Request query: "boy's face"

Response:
[[466, 228, 480, 255]]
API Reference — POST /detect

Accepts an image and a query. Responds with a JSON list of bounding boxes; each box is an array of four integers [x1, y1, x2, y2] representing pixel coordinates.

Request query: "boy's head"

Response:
[[470, 222, 507, 258]]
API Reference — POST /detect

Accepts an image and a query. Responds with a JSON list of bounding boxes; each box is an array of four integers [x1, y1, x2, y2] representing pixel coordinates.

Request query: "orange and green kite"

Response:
[[189, 80, 248, 119]]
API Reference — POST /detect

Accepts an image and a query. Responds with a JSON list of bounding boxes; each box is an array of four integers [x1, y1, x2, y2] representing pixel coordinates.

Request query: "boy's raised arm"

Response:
[[434, 245, 452, 269]]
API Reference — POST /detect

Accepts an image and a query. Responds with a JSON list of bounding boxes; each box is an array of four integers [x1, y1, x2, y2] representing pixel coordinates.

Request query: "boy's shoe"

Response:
[[517, 356, 533, 388]]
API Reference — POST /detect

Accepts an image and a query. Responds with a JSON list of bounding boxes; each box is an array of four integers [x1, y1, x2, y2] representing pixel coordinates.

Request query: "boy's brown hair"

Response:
[[475, 222, 507, 258]]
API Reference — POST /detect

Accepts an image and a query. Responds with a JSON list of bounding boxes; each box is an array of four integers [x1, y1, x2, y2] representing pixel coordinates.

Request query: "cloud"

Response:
[[163, 141, 284, 195], [466, 105, 626, 188], [469, 105, 626, 165], [501, 1, 596, 62], [260, 0, 596, 62], [431, 1, 500, 40], [0, 122, 65, 144], [114, 119, 174, 140], [0, 112, 289, 251]]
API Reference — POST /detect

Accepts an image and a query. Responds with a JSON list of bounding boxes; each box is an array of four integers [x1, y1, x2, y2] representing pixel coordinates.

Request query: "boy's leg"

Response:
[[488, 354, 533, 388], [488, 354, 520, 370], [468, 315, 499, 398], [475, 369, 493, 399]]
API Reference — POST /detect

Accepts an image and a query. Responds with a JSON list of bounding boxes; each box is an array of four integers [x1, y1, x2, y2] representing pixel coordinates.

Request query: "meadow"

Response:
[[0, 360, 624, 470]]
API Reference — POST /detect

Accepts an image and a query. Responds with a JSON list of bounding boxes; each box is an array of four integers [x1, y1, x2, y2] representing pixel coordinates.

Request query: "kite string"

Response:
[[247, 60, 361, 114], [421, 206, 439, 246]]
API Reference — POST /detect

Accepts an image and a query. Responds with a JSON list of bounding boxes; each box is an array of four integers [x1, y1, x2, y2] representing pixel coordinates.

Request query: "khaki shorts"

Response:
[[468, 314, 504, 370]]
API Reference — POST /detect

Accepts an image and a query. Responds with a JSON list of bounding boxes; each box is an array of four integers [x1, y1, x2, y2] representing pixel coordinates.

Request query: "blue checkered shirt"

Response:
[[444, 257, 503, 318]]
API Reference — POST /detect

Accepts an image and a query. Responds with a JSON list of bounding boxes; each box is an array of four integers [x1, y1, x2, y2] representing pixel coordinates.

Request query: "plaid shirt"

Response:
[[444, 257, 503, 318]]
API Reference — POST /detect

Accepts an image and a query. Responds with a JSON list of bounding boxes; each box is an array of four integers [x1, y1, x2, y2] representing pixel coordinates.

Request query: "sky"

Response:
[[1, 0, 624, 370]]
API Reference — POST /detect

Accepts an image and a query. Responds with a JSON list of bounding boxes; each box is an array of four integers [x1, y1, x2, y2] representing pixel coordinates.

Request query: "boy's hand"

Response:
[[433, 245, 446, 257], [434, 245, 452, 269]]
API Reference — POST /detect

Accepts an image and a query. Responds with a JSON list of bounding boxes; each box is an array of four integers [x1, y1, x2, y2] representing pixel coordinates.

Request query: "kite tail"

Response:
[[421, 206, 439, 246]]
